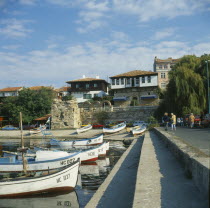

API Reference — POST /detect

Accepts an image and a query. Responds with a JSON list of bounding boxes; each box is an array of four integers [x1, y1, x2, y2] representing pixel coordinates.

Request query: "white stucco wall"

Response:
[[72, 90, 107, 103]]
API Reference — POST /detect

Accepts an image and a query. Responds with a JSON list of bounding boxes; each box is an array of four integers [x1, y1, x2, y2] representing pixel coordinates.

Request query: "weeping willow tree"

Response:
[[155, 55, 208, 118]]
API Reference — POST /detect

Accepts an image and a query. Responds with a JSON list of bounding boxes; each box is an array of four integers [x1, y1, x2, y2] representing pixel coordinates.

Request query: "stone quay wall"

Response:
[[153, 127, 209, 198], [51, 100, 157, 129]]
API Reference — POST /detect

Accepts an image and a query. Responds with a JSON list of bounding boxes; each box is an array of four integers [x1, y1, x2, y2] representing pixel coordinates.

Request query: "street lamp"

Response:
[[205, 60, 210, 114]]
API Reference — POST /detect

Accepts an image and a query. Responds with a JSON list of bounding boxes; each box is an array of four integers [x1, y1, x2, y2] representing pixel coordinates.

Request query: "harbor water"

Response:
[[0, 139, 128, 208]]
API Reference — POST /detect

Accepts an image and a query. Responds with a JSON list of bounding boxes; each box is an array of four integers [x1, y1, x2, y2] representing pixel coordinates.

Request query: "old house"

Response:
[[110, 70, 159, 106], [66, 76, 109, 103]]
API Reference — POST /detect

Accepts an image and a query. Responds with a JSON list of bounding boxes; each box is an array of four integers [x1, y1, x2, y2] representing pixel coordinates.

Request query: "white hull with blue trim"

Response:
[[103, 122, 126, 134], [76, 124, 92, 134], [0, 160, 80, 197], [50, 134, 104, 149], [0, 150, 80, 173]]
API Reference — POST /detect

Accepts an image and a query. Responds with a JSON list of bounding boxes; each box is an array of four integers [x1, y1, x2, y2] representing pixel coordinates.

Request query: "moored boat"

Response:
[[76, 124, 92, 134], [50, 134, 104, 149], [132, 124, 147, 136], [0, 150, 80, 173], [0, 159, 80, 198], [103, 122, 126, 134], [29, 125, 46, 135]]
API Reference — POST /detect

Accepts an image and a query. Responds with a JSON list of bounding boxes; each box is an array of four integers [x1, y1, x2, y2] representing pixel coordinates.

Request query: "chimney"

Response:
[[82, 75, 86, 78], [96, 75, 100, 79]]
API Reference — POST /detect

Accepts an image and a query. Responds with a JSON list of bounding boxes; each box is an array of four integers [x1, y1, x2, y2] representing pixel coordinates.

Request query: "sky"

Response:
[[0, 0, 210, 89]]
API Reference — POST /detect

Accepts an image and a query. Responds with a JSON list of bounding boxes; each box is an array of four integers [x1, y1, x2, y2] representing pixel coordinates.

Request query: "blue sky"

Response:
[[0, 0, 210, 89]]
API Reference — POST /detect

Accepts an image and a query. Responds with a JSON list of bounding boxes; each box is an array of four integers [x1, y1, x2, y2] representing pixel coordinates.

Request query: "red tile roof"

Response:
[[67, 77, 107, 83], [155, 57, 179, 63], [55, 87, 70, 92], [29, 86, 53, 90], [0, 87, 23, 92], [110, 70, 157, 78]]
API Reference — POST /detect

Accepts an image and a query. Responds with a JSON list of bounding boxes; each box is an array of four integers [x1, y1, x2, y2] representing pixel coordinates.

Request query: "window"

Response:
[[121, 78, 124, 85], [83, 94, 92, 99], [159, 65, 162, 69], [127, 78, 131, 85], [76, 84, 80, 88], [161, 73, 166, 79], [136, 78, 139, 85], [116, 79, 119, 85], [164, 65, 167, 69], [142, 76, 145, 83], [161, 83, 166, 89], [86, 84, 90, 88], [94, 94, 98, 97], [94, 83, 98, 87], [147, 76, 151, 83], [112, 79, 115, 85]]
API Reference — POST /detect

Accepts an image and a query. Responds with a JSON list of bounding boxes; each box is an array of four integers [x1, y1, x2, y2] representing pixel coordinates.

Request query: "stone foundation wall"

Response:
[[107, 107, 157, 123], [51, 100, 157, 129], [51, 99, 81, 129]]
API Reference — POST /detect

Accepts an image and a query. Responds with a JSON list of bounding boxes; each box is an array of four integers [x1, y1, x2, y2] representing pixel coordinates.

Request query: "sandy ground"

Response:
[[0, 128, 135, 141]]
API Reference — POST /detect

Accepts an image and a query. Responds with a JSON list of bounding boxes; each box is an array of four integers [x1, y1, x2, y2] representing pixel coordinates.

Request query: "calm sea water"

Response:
[[0, 139, 127, 208]]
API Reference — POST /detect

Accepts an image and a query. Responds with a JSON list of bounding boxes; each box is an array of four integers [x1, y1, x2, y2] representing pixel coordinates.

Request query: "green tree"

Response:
[[155, 55, 207, 119], [0, 87, 55, 124]]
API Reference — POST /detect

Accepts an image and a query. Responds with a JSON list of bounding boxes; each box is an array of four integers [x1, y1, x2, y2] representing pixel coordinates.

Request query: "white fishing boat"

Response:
[[0, 160, 80, 197], [29, 125, 46, 135], [0, 150, 80, 173], [76, 124, 92, 134], [132, 124, 147, 136], [50, 134, 104, 149], [103, 122, 126, 134], [97, 142, 108, 157], [78, 146, 99, 162], [0, 190, 79, 208]]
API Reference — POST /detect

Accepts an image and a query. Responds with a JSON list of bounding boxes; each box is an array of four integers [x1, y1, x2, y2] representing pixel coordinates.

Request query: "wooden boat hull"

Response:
[[79, 147, 99, 162], [0, 160, 80, 198], [103, 123, 126, 134], [132, 126, 147, 136], [76, 125, 92, 134], [0, 151, 80, 173], [51, 134, 104, 149]]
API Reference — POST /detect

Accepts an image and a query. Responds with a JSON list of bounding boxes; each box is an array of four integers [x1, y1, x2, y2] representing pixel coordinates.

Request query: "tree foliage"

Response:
[[155, 54, 209, 119], [0, 88, 55, 124]]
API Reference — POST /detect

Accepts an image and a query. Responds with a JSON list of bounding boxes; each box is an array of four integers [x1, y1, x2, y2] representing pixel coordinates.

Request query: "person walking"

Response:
[[189, 113, 195, 128], [171, 113, 176, 131], [163, 112, 170, 131], [177, 117, 181, 126]]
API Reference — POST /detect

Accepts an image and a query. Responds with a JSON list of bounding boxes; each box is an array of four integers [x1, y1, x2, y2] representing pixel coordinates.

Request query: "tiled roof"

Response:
[[0, 87, 23, 92], [155, 57, 179, 63], [55, 87, 70, 92], [34, 114, 51, 121], [66, 77, 107, 83], [29, 86, 53, 90], [110, 70, 157, 78]]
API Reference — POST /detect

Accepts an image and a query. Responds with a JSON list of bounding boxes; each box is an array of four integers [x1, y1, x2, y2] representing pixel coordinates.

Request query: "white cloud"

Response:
[[113, 0, 209, 22], [0, 39, 210, 89], [0, 18, 33, 38], [2, 44, 21, 50], [19, 0, 36, 5], [153, 28, 176, 40]]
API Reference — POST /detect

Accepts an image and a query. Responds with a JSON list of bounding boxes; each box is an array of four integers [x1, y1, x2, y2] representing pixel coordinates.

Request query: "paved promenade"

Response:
[[162, 126, 210, 156]]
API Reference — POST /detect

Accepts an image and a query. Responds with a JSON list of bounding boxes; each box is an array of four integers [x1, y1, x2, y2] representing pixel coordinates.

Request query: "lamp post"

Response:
[[205, 60, 210, 114]]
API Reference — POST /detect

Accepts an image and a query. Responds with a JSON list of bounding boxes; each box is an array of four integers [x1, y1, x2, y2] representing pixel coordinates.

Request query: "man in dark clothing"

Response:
[[162, 112, 170, 131]]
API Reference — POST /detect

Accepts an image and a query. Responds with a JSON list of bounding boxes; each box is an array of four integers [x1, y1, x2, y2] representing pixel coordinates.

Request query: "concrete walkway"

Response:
[[85, 136, 143, 208], [133, 131, 208, 208]]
